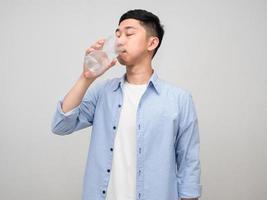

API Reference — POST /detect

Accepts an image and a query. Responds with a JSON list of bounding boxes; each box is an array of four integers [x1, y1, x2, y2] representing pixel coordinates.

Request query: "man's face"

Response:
[[115, 19, 151, 66]]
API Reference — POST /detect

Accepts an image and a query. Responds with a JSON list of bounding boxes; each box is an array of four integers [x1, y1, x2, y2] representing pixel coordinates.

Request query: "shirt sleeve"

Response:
[[175, 92, 202, 198], [50, 80, 107, 135]]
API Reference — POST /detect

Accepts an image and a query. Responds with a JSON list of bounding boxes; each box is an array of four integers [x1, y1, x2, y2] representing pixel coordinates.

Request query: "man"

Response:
[[51, 9, 201, 200]]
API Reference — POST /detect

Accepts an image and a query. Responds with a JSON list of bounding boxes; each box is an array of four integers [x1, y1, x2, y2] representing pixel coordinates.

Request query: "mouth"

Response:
[[118, 49, 127, 55], [116, 46, 126, 53]]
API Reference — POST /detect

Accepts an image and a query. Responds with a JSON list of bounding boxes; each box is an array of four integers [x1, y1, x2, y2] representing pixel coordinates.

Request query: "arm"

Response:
[[61, 38, 116, 113], [51, 39, 116, 135], [50, 74, 98, 135], [175, 92, 202, 199], [61, 73, 95, 113]]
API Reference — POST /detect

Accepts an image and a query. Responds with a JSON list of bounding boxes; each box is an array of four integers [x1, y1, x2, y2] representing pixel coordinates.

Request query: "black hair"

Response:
[[119, 9, 164, 58]]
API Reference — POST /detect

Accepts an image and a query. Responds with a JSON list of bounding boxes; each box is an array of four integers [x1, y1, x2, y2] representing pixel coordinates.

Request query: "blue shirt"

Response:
[[51, 71, 202, 200]]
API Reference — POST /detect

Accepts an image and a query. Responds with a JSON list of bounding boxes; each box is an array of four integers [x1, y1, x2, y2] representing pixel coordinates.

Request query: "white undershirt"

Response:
[[106, 81, 148, 200]]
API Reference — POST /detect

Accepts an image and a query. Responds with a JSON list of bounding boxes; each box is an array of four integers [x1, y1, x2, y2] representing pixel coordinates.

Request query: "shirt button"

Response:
[[118, 104, 121, 108], [110, 148, 113, 151], [113, 126, 116, 130], [107, 169, 110, 173], [102, 190, 106, 194]]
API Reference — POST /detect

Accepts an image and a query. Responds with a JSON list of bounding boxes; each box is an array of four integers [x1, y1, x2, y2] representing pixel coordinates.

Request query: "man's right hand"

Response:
[[61, 39, 118, 113], [83, 39, 117, 79]]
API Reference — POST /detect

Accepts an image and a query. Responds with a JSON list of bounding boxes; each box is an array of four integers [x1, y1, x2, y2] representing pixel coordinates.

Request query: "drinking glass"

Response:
[[83, 34, 121, 74]]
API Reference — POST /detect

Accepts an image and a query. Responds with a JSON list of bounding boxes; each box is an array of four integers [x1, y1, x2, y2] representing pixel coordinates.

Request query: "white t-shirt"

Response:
[[106, 81, 148, 200]]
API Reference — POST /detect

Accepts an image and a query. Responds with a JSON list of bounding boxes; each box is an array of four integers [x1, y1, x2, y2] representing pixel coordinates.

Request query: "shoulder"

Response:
[[157, 78, 193, 101], [159, 79, 198, 122]]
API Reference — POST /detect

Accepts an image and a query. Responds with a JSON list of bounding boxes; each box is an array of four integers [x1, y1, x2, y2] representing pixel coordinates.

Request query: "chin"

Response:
[[118, 54, 138, 66], [117, 56, 128, 66]]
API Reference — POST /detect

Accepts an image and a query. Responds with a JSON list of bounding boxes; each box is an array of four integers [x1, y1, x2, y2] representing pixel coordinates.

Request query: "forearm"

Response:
[[62, 73, 95, 113]]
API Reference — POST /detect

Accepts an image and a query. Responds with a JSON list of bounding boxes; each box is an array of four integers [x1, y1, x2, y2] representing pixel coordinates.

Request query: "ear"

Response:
[[147, 36, 159, 52]]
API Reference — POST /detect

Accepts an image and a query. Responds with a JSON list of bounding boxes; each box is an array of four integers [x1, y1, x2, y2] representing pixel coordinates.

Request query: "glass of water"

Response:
[[83, 34, 121, 74]]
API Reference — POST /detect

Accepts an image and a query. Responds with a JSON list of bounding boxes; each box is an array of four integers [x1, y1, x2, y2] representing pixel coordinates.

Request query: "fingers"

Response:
[[85, 39, 105, 55], [85, 48, 94, 55], [110, 58, 117, 67], [83, 58, 117, 79], [83, 39, 117, 79], [106, 58, 117, 69], [96, 58, 117, 76]]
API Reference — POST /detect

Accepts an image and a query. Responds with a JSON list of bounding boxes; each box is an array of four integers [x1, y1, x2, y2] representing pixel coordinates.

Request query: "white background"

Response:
[[0, 0, 266, 199]]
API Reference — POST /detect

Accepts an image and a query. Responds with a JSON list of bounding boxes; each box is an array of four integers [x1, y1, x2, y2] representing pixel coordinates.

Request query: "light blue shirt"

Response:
[[51, 71, 202, 200]]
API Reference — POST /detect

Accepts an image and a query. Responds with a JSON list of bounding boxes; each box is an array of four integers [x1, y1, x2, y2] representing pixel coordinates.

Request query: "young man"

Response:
[[51, 9, 201, 200]]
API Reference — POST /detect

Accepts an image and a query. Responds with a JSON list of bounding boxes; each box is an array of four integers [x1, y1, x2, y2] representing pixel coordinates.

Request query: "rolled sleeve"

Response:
[[56, 98, 80, 117], [51, 80, 107, 135], [175, 92, 202, 198]]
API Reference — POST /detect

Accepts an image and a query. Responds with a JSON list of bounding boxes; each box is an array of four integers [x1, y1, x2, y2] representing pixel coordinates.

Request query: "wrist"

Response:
[[79, 72, 96, 84]]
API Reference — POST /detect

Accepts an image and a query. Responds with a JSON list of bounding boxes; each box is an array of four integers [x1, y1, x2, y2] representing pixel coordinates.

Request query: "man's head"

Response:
[[116, 9, 164, 66]]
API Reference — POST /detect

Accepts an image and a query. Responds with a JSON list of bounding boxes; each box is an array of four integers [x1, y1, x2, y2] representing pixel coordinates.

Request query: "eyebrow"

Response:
[[115, 26, 137, 33]]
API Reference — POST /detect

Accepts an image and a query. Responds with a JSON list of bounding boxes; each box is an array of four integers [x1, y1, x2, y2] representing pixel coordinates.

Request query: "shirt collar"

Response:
[[113, 69, 161, 95]]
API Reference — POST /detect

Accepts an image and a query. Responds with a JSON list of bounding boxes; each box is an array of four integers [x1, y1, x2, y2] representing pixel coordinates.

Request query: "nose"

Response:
[[116, 36, 125, 47]]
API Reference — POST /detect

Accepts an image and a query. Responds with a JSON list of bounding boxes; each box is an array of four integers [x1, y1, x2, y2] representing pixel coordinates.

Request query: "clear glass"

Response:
[[83, 34, 120, 74]]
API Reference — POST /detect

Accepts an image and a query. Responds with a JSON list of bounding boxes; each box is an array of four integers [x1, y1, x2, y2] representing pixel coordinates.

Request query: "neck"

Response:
[[125, 60, 153, 85]]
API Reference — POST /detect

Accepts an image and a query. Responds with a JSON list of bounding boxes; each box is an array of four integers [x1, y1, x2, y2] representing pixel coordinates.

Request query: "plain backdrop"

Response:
[[1, 0, 266, 199]]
